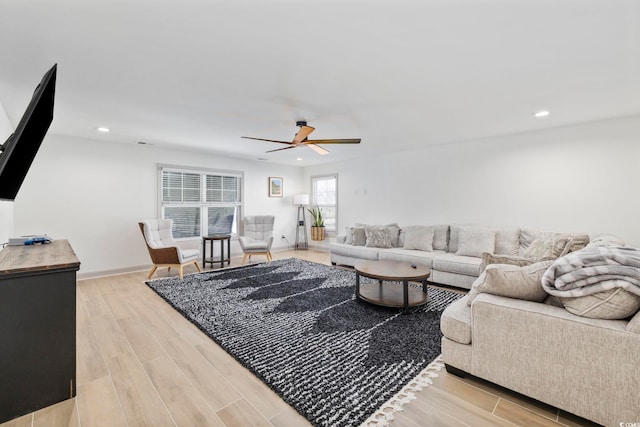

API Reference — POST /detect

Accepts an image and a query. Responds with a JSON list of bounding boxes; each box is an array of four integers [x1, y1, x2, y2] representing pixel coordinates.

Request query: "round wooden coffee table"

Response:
[[354, 260, 430, 314]]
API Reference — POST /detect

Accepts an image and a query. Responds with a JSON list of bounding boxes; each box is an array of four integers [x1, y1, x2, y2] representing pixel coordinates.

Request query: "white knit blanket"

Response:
[[541, 246, 640, 297]]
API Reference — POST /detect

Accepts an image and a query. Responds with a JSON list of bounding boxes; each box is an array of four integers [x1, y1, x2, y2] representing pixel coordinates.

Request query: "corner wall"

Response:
[[12, 135, 304, 275], [303, 115, 640, 247]]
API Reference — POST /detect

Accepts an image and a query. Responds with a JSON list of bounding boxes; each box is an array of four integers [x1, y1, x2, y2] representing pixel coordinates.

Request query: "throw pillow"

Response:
[[586, 234, 627, 248], [432, 224, 450, 251], [479, 253, 542, 272], [345, 226, 353, 244], [403, 225, 434, 251], [351, 227, 366, 246], [467, 260, 555, 306], [456, 228, 496, 257], [365, 225, 393, 248], [522, 236, 572, 260], [627, 310, 640, 334], [561, 288, 640, 320], [383, 223, 401, 247]]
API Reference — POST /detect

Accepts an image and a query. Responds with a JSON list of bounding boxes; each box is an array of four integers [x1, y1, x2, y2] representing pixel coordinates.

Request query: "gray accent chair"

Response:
[[239, 215, 275, 264]]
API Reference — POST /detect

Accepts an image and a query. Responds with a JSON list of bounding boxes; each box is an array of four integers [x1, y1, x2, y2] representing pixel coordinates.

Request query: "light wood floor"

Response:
[[1, 249, 599, 427]]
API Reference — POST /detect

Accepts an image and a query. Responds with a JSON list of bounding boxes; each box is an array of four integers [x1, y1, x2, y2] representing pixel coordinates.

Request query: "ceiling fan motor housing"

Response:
[[296, 120, 307, 127]]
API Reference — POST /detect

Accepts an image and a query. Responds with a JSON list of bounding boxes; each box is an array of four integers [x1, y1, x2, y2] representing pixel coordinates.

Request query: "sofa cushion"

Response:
[[329, 243, 380, 261], [379, 248, 445, 267], [561, 288, 640, 320], [456, 228, 496, 257], [365, 225, 393, 248], [432, 253, 482, 276], [352, 227, 366, 246], [448, 224, 476, 253], [440, 295, 472, 345], [403, 225, 434, 251], [467, 260, 554, 305], [627, 310, 640, 333], [493, 226, 521, 256]]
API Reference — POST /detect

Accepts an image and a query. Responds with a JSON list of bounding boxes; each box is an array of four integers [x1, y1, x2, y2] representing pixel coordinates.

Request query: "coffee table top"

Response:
[[354, 260, 430, 281]]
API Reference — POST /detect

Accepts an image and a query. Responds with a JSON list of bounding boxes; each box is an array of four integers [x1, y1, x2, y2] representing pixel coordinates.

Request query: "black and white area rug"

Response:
[[146, 258, 462, 427]]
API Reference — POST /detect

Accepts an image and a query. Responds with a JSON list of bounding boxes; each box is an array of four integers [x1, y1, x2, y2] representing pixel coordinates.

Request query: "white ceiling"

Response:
[[1, 0, 639, 166]]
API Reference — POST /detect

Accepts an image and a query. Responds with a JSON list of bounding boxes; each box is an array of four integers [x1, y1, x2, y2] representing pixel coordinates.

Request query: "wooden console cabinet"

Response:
[[0, 240, 80, 423]]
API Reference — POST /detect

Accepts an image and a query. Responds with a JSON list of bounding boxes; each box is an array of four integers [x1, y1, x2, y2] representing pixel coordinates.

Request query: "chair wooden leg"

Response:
[[178, 265, 184, 280], [267, 252, 272, 263], [148, 265, 158, 279], [194, 261, 202, 273], [241, 253, 248, 265]]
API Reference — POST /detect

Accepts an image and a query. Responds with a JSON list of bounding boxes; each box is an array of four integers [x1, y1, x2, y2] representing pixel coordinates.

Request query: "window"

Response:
[[160, 166, 243, 239], [311, 174, 337, 235]]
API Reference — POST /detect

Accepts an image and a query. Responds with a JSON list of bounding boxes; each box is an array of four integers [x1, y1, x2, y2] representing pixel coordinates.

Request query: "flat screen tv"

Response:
[[0, 64, 57, 201]]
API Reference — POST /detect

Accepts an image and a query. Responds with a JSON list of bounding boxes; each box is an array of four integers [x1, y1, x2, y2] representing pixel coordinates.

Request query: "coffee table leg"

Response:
[[403, 280, 409, 314], [356, 272, 361, 300]]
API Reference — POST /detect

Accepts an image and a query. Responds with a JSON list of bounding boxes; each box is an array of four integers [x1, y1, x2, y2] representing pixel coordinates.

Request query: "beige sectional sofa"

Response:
[[441, 236, 640, 426], [330, 223, 587, 289]]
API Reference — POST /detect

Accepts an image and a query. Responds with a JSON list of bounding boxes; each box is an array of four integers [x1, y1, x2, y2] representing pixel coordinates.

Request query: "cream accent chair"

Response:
[[139, 219, 201, 279], [239, 215, 275, 264]]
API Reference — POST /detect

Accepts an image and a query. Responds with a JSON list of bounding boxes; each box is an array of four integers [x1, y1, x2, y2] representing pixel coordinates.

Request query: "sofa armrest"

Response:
[[336, 234, 347, 244], [469, 293, 637, 427]]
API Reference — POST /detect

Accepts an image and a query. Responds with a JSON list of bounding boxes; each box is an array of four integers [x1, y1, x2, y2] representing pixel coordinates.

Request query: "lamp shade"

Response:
[[293, 193, 310, 206]]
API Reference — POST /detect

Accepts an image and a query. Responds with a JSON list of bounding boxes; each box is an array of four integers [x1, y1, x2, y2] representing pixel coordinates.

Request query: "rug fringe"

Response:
[[360, 355, 445, 427]]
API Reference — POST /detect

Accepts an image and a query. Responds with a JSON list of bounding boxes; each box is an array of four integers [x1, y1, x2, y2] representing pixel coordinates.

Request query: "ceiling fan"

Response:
[[241, 121, 361, 155]]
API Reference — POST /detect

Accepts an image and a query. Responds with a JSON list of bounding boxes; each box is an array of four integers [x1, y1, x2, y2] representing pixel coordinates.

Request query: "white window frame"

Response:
[[158, 164, 243, 240], [311, 174, 338, 236]]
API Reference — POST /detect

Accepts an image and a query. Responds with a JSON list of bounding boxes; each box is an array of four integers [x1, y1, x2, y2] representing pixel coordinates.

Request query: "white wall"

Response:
[[13, 135, 304, 275], [303, 115, 640, 247], [0, 102, 14, 245]]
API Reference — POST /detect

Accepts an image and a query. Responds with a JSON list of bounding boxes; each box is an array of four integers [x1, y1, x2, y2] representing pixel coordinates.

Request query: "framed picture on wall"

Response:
[[269, 177, 283, 197]]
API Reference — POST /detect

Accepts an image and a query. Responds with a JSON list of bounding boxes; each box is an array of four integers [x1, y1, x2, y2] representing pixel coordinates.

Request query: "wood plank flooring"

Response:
[[1, 249, 600, 427]]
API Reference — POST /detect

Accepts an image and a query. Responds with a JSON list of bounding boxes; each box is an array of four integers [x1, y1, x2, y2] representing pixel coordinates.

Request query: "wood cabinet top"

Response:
[[0, 240, 80, 276]]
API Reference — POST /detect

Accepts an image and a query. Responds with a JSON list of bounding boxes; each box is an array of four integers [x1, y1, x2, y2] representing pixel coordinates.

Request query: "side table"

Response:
[[202, 235, 231, 269]]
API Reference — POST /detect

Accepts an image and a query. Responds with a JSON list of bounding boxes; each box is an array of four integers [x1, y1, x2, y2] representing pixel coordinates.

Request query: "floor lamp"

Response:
[[293, 194, 309, 250]]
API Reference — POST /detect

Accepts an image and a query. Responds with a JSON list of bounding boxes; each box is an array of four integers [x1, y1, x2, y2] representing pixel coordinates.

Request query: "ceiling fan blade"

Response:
[[266, 145, 297, 153], [305, 138, 361, 144], [306, 144, 329, 155], [293, 126, 315, 144], [241, 136, 293, 146]]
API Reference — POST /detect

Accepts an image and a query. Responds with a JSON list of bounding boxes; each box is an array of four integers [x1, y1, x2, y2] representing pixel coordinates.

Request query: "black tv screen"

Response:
[[0, 64, 57, 201]]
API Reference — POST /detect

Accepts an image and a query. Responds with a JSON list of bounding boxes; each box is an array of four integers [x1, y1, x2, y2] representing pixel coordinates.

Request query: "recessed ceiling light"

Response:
[[533, 110, 550, 118], [296, 157, 303, 161], [97, 127, 110, 133]]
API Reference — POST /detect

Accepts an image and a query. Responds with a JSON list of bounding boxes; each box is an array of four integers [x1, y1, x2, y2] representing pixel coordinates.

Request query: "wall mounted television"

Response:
[[0, 63, 57, 201]]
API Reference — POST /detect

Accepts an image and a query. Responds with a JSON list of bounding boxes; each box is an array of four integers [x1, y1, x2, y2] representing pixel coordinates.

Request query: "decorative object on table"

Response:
[[268, 176, 283, 197], [146, 258, 462, 427], [242, 120, 361, 155], [307, 205, 325, 241], [202, 234, 231, 269], [139, 219, 201, 279], [292, 193, 309, 250], [238, 215, 275, 264]]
